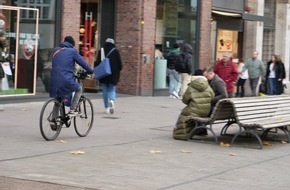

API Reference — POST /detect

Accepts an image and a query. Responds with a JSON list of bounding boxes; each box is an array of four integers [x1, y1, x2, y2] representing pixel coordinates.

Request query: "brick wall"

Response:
[[199, 1, 212, 69], [61, 0, 80, 47], [116, 0, 157, 96]]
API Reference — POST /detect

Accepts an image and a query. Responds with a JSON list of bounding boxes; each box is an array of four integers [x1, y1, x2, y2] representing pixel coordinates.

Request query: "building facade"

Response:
[[0, 0, 290, 97]]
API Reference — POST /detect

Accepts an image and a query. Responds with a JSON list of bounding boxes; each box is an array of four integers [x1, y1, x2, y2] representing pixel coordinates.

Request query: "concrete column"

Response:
[[255, 0, 264, 59], [244, 0, 264, 59], [275, 1, 290, 81]]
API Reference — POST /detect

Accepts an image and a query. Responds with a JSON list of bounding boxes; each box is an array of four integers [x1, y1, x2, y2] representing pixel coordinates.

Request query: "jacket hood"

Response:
[[189, 77, 209, 92], [104, 42, 116, 50], [59, 41, 74, 48], [182, 44, 193, 53]]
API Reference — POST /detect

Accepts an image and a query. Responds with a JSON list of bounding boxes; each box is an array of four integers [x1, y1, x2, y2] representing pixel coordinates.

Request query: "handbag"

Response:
[[94, 48, 115, 80]]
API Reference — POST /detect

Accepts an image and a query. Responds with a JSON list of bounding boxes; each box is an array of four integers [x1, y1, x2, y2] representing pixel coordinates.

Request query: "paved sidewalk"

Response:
[[1, 95, 290, 190]]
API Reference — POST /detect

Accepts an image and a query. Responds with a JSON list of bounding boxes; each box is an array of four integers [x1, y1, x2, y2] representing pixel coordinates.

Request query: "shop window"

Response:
[[154, 0, 198, 90], [15, 0, 55, 20], [0, 1, 57, 95]]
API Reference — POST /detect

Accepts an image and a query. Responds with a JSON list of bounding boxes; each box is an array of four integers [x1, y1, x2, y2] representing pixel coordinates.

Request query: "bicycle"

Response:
[[39, 71, 94, 141]]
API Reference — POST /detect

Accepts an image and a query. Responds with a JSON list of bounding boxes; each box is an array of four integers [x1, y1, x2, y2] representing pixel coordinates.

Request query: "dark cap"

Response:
[[173, 42, 180, 49], [194, 69, 203, 76], [64, 36, 75, 46]]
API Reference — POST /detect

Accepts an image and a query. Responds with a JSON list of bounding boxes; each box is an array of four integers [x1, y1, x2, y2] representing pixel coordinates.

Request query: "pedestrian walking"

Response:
[[265, 54, 285, 95], [94, 38, 122, 114], [236, 58, 248, 97], [243, 50, 265, 96], [214, 52, 238, 98], [166, 42, 181, 99], [175, 43, 192, 98]]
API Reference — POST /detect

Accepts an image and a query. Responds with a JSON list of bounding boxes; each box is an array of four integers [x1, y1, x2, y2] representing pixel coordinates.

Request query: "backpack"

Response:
[[174, 53, 188, 73], [166, 52, 180, 70]]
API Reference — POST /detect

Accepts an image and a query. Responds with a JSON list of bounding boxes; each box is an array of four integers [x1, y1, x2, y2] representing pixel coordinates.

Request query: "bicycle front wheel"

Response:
[[39, 98, 63, 141], [74, 97, 94, 137]]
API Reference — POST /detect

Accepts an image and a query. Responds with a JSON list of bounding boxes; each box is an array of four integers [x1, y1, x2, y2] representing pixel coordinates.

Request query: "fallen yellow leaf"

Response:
[[229, 153, 237, 156], [262, 141, 272, 146], [70, 150, 85, 155], [281, 141, 287, 144], [57, 140, 67, 143], [149, 150, 161, 154], [179, 150, 192, 153], [220, 141, 231, 147]]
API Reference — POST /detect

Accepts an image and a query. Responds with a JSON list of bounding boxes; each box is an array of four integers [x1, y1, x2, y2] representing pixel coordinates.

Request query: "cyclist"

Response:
[[49, 36, 93, 117]]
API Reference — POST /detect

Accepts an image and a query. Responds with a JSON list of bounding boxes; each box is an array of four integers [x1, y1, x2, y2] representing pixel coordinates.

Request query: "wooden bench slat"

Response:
[[235, 106, 290, 113], [236, 111, 290, 120]]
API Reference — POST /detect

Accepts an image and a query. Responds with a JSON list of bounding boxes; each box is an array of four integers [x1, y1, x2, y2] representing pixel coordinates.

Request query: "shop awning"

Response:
[[212, 10, 274, 23]]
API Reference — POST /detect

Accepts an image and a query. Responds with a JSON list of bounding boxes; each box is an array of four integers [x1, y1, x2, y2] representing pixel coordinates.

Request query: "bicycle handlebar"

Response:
[[74, 70, 91, 80]]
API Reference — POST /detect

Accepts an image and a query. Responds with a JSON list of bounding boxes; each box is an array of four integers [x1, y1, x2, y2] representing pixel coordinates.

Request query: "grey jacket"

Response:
[[243, 58, 265, 79], [209, 74, 228, 105]]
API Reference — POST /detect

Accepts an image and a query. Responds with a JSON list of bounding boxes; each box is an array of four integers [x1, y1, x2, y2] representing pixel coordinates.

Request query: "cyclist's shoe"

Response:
[[50, 122, 57, 131], [109, 100, 115, 114], [67, 110, 79, 117]]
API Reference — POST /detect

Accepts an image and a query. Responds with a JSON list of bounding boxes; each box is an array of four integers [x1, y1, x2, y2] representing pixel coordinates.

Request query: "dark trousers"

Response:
[[236, 78, 247, 97], [249, 77, 259, 96]]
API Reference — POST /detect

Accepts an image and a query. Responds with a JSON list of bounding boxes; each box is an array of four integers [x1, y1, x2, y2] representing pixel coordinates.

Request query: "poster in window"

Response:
[[217, 30, 233, 52]]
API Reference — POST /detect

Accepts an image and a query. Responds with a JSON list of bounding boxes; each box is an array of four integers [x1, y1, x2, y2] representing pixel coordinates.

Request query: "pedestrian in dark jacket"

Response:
[[49, 36, 93, 116], [276, 56, 286, 95], [179, 43, 193, 97], [166, 42, 181, 98], [265, 54, 285, 95], [94, 38, 122, 114]]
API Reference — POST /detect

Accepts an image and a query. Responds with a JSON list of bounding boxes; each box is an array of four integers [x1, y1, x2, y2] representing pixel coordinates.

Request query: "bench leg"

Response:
[[261, 127, 290, 143], [220, 119, 239, 136], [188, 122, 218, 144], [231, 129, 263, 149]]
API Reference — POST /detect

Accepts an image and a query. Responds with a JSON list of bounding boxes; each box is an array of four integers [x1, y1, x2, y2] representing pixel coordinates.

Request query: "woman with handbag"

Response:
[[94, 38, 122, 114]]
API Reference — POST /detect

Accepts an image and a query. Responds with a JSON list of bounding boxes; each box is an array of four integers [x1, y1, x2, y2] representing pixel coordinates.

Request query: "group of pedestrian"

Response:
[[49, 36, 122, 116], [166, 42, 192, 99], [173, 50, 287, 140], [213, 50, 285, 97]]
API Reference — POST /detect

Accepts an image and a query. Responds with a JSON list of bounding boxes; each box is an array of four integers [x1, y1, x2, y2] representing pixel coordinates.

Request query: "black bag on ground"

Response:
[[259, 81, 267, 94]]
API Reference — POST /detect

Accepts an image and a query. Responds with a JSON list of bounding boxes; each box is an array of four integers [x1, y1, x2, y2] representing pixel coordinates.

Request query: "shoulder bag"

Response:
[[94, 48, 115, 80]]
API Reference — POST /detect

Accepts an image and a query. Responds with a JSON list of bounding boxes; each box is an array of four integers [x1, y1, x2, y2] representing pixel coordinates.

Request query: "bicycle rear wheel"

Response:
[[74, 97, 94, 137], [39, 98, 63, 141]]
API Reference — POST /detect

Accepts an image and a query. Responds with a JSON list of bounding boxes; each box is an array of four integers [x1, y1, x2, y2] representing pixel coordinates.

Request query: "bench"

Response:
[[187, 99, 238, 143], [188, 95, 290, 149]]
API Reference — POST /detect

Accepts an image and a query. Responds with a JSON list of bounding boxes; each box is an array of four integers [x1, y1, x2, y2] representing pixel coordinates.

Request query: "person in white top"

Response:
[[236, 58, 248, 97]]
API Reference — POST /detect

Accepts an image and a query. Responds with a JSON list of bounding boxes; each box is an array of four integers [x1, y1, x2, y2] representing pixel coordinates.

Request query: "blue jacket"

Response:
[[49, 42, 93, 98]]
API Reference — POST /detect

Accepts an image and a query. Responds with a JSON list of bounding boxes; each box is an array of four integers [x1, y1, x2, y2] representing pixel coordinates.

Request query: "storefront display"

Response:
[[0, 0, 57, 96]]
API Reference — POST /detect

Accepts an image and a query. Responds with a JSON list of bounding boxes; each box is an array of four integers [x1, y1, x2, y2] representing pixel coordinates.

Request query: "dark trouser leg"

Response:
[[240, 79, 246, 97], [227, 92, 234, 98], [71, 85, 83, 110], [250, 77, 259, 96], [52, 103, 60, 121]]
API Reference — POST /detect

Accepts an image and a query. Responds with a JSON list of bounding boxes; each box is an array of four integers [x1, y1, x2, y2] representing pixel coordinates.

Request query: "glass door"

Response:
[[0, 5, 39, 96]]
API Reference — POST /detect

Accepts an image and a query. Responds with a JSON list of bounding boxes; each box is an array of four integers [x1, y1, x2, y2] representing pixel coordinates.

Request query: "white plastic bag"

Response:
[[1, 74, 9, 90], [101, 48, 105, 61]]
